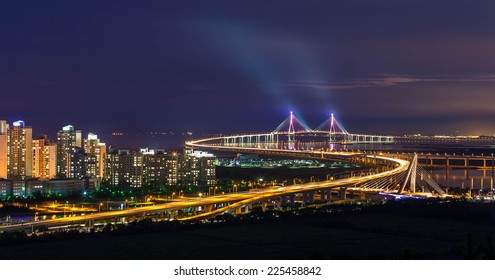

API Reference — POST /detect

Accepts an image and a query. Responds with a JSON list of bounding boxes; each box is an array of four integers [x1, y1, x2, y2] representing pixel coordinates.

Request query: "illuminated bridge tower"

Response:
[[397, 153, 445, 195], [272, 112, 316, 150], [288, 111, 295, 150], [329, 113, 336, 143], [315, 113, 349, 150]]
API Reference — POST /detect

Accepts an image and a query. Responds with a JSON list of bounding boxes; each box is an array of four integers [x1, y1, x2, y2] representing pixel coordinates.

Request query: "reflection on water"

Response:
[[428, 168, 495, 190]]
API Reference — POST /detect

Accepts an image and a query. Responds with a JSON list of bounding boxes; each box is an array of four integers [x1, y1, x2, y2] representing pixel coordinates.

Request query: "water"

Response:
[[428, 168, 495, 190], [296, 141, 495, 155]]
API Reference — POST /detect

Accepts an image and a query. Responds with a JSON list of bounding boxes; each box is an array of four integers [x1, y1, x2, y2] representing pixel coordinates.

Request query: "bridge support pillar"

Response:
[[320, 189, 331, 202], [339, 187, 347, 200], [289, 194, 295, 206], [261, 200, 268, 211], [309, 191, 315, 203], [302, 193, 308, 204]]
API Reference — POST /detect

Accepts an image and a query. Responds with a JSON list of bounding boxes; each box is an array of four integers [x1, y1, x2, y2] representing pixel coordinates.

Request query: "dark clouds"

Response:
[[1, 0, 495, 143]]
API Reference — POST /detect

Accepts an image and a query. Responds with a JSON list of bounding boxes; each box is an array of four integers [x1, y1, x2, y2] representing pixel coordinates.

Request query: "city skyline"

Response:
[[2, 1, 495, 266], [0, 117, 217, 200], [2, 1, 495, 137]]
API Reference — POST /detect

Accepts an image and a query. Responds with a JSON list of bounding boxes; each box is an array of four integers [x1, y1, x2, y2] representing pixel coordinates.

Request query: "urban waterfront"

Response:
[[2, 1, 495, 271]]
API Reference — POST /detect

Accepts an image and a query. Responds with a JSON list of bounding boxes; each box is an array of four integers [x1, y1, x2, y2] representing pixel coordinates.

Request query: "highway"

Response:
[[180, 155, 408, 220], [0, 153, 408, 232]]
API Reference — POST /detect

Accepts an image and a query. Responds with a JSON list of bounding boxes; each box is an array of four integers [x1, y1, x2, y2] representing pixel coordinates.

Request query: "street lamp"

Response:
[[99, 203, 103, 213]]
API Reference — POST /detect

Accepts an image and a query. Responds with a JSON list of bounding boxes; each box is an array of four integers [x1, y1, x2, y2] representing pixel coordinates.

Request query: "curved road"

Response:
[[0, 151, 408, 232]]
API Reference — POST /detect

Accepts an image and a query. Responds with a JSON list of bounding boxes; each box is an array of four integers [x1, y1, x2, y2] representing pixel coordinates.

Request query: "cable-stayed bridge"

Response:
[[182, 113, 446, 221], [0, 113, 446, 231], [221, 112, 393, 150], [0, 150, 445, 231]]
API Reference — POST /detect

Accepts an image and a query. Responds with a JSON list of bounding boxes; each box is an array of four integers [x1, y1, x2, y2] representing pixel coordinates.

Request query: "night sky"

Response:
[[2, 1, 495, 144]]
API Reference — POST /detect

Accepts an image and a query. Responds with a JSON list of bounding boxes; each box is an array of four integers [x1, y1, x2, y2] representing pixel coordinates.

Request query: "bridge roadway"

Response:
[[180, 154, 408, 221], [0, 151, 408, 232]]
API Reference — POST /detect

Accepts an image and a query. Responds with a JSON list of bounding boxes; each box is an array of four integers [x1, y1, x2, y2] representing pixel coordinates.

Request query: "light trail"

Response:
[[0, 151, 407, 231]]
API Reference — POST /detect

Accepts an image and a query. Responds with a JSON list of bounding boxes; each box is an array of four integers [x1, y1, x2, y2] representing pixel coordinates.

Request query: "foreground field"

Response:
[[1, 200, 494, 259]]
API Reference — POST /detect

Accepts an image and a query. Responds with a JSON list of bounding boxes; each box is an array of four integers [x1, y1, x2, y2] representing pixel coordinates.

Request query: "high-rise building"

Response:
[[56, 125, 82, 178], [0, 120, 8, 179], [106, 149, 120, 187], [32, 135, 57, 180], [142, 148, 178, 186], [68, 147, 85, 179], [7, 120, 33, 179], [178, 149, 216, 189], [106, 149, 142, 188], [84, 133, 106, 179]]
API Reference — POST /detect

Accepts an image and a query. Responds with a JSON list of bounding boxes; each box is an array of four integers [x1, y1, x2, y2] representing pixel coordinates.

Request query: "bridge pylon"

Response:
[[316, 113, 349, 144], [329, 113, 336, 143], [398, 154, 418, 194], [398, 154, 445, 195], [272, 111, 313, 150], [288, 111, 295, 149]]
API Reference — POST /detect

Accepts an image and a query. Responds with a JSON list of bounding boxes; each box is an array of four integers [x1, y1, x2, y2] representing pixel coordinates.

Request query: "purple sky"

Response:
[[2, 0, 495, 144]]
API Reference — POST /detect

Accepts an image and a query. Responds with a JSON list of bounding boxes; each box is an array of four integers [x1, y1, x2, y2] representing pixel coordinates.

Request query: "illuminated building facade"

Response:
[[32, 135, 57, 180], [106, 149, 143, 188], [68, 147, 85, 179], [0, 179, 11, 197], [0, 120, 8, 179], [57, 125, 82, 178], [178, 149, 216, 189], [106, 151, 120, 187], [84, 133, 106, 179], [142, 148, 178, 186], [7, 120, 33, 179]]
